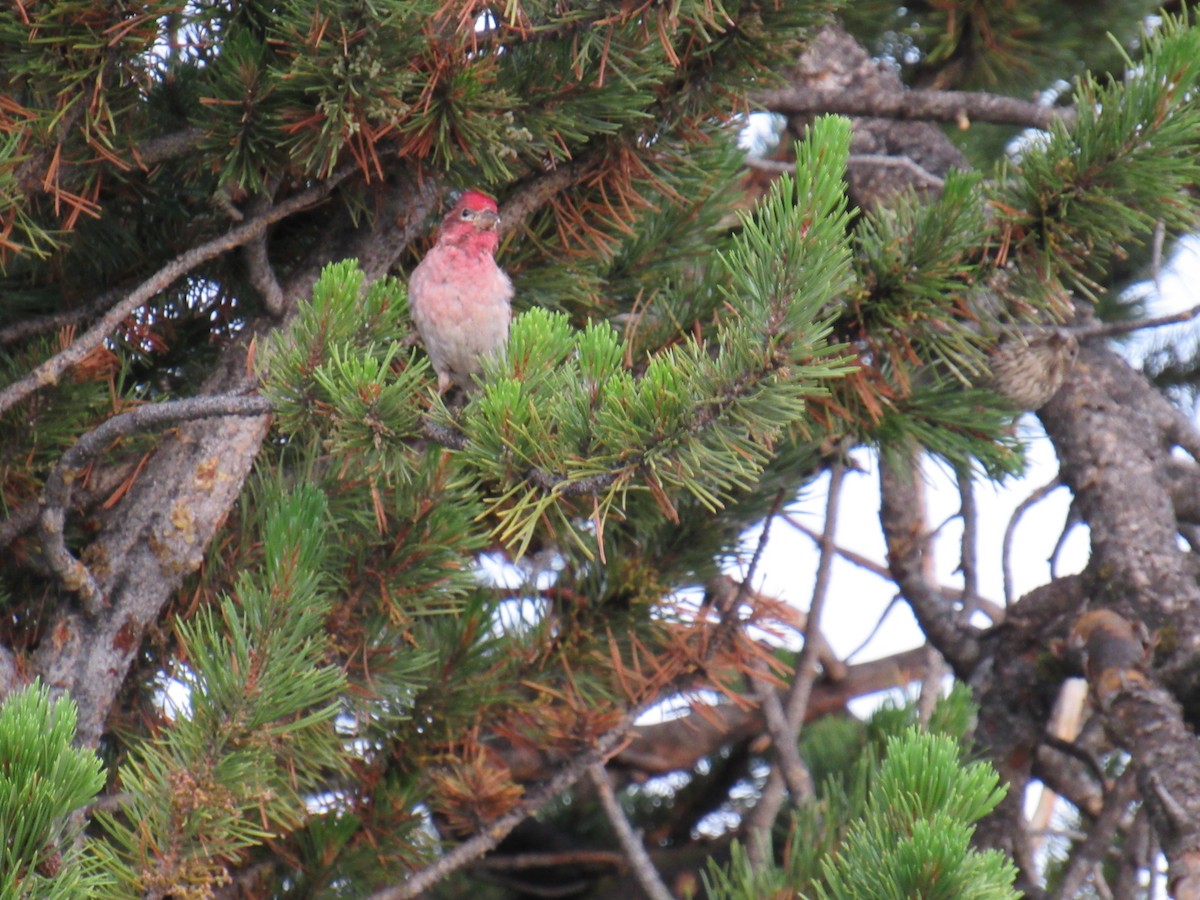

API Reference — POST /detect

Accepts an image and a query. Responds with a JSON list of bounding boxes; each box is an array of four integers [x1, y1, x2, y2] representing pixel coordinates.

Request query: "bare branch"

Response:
[[746, 459, 846, 862], [472, 850, 625, 873], [781, 513, 1007, 627], [501, 159, 605, 235], [758, 85, 1074, 131], [587, 763, 674, 900], [1002, 476, 1064, 605], [712, 488, 788, 658], [744, 682, 805, 868], [0, 171, 353, 416], [133, 127, 207, 168], [879, 451, 981, 674], [957, 465, 980, 618], [0, 283, 130, 347], [245, 231, 285, 317], [1075, 300, 1200, 340], [783, 459, 846, 734], [745, 154, 947, 192]]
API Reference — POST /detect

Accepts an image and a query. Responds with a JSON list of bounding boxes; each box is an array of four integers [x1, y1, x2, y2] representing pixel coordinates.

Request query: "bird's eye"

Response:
[[461, 209, 471, 219]]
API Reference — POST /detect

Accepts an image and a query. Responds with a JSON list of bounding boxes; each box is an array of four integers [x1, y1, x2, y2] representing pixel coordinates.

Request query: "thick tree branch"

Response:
[[37, 394, 274, 614], [29, 367, 272, 744], [1042, 345, 1200, 690], [1068, 610, 1200, 897], [759, 85, 1073, 131]]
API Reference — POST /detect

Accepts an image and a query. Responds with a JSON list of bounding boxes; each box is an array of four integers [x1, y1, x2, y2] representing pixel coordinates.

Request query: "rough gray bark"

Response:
[[33, 398, 270, 747]]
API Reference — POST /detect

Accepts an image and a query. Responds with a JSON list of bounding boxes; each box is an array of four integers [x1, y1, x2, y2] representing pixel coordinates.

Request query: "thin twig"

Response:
[[782, 458, 846, 732], [1049, 499, 1083, 580], [587, 763, 674, 900], [956, 465, 980, 620], [711, 488, 788, 658], [758, 85, 1074, 131], [0, 170, 353, 416], [781, 513, 1006, 625], [39, 393, 273, 614], [1002, 476, 1063, 605], [367, 723, 633, 900], [843, 593, 904, 663], [848, 154, 947, 192], [1075, 300, 1200, 340], [746, 459, 846, 864]]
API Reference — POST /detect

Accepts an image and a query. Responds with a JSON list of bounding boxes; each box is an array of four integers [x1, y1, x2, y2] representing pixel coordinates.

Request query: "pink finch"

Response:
[[409, 189, 513, 395]]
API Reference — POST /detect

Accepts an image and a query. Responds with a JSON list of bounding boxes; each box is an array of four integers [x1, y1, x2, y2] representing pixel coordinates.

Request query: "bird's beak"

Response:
[[476, 209, 501, 231]]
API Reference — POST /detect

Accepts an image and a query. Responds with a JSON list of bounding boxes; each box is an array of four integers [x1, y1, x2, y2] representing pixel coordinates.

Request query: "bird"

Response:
[[987, 329, 1079, 411], [408, 189, 513, 395]]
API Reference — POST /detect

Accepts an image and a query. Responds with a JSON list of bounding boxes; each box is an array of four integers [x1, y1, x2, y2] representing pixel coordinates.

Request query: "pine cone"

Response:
[[987, 330, 1079, 411]]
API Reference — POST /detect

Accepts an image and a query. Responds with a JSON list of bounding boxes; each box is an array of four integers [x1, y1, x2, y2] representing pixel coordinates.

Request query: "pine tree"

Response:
[[2, 1, 1200, 897]]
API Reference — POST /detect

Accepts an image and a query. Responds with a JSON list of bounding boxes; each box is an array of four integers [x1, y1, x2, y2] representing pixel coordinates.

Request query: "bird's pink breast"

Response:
[[409, 243, 513, 390]]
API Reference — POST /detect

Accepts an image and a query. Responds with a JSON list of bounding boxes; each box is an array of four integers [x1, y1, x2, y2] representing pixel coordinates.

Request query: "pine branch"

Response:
[[367, 721, 635, 900], [759, 85, 1073, 130]]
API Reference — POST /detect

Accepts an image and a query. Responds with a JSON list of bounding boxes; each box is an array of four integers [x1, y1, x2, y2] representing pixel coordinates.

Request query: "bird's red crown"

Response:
[[458, 189, 499, 213]]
